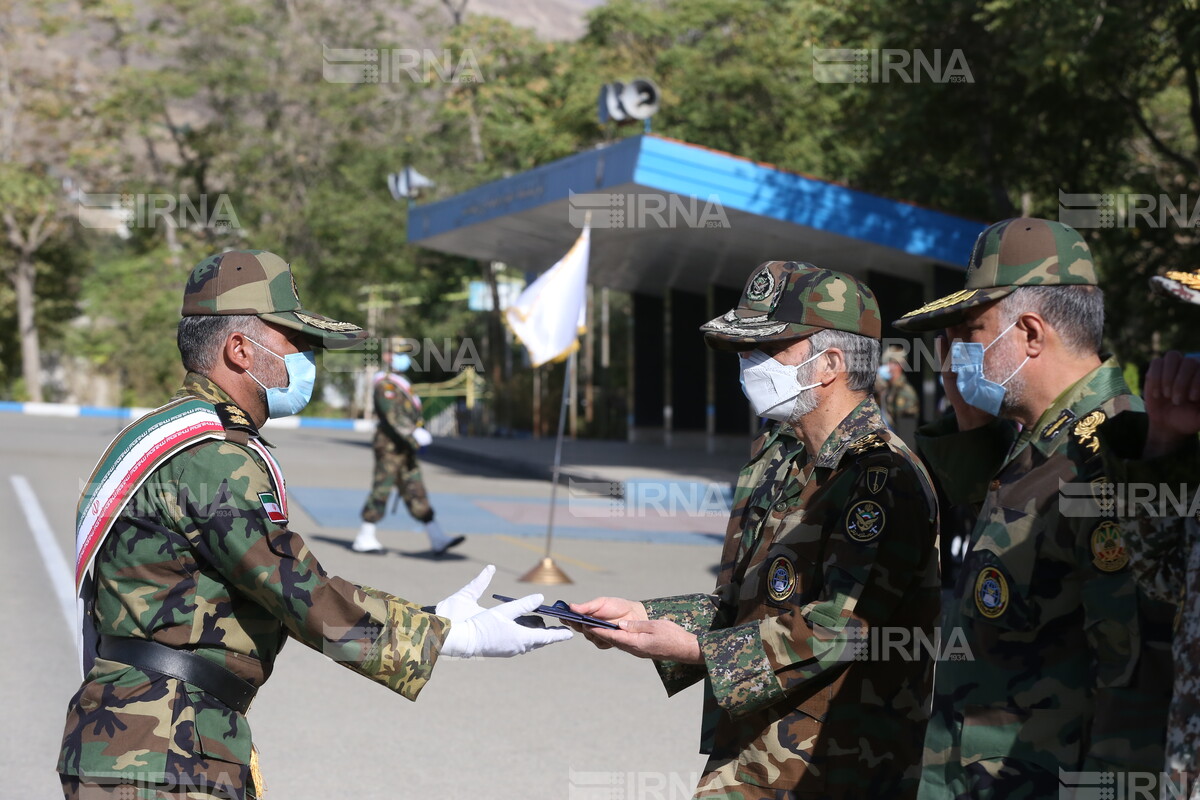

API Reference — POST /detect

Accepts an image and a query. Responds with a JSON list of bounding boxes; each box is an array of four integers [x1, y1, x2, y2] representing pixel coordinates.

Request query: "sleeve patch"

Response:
[[258, 491, 288, 523]]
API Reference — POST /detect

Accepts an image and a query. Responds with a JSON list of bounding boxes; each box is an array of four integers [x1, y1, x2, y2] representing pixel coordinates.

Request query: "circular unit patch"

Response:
[[845, 500, 886, 543], [974, 566, 1009, 619], [767, 556, 796, 603]]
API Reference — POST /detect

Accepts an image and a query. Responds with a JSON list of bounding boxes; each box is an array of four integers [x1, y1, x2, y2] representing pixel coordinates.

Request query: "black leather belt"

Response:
[[99, 635, 257, 714]]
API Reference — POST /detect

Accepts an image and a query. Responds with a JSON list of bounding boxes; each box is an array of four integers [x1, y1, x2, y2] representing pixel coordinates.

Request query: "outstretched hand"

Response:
[[568, 598, 701, 664], [436, 566, 573, 659]]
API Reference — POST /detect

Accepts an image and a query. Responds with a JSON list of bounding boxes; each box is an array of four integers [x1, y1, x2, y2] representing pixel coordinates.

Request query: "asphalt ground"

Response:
[[2, 414, 725, 799]]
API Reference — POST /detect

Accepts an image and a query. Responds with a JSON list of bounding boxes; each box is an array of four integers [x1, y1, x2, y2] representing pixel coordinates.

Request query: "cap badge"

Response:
[[746, 268, 775, 302]]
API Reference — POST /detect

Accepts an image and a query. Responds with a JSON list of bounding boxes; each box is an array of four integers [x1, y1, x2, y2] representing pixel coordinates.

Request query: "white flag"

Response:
[[505, 228, 590, 367]]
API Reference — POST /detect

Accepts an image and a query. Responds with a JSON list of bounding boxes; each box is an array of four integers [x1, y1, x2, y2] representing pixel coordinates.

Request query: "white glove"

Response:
[[435, 565, 573, 659], [436, 565, 495, 622], [413, 428, 433, 447]]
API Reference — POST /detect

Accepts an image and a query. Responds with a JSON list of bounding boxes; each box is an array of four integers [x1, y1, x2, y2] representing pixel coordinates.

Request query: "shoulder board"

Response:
[[214, 402, 257, 445]]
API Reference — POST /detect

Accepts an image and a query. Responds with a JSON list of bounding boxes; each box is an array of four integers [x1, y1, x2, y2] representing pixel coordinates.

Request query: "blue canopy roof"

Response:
[[409, 134, 985, 296]]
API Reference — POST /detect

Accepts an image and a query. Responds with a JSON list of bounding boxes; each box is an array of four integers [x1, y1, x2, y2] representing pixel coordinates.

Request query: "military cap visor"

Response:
[[893, 218, 1097, 333], [701, 307, 827, 353], [181, 250, 367, 349], [1151, 269, 1200, 306], [701, 261, 883, 352]]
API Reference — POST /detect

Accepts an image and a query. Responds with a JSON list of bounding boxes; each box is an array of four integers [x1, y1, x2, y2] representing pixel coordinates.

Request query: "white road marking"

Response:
[[11, 475, 78, 654]]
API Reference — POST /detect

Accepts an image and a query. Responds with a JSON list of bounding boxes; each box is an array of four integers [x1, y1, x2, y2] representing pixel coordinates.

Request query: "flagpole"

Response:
[[520, 352, 574, 585]]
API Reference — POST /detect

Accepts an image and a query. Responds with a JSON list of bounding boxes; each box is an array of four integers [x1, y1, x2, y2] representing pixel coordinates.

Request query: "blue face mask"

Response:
[[245, 337, 317, 418], [877, 365, 892, 381], [950, 320, 1030, 417], [391, 353, 411, 373], [1187, 353, 1200, 361]]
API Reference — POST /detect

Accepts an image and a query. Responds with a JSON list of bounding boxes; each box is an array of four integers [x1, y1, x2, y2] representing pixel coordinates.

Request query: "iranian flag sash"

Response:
[[74, 398, 227, 674]]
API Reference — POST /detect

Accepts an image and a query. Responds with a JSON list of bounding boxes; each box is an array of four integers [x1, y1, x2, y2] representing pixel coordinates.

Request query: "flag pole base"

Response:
[[518, 557, 573, 585]]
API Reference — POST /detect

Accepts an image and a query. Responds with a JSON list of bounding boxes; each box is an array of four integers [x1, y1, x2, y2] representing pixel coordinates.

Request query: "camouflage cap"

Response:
[[701, 261, 882, 352], [893, 218, 1097, 332], [181, 250, 366, 349], [1150, 268, 1200, 306]]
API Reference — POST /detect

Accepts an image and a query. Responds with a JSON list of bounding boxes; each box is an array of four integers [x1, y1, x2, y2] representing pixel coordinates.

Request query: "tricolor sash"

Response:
[[375, 370, 422, 411], [74, 398, 227, 675]]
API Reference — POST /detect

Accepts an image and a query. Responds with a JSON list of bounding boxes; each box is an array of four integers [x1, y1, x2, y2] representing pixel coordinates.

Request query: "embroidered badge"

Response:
[[845, 500, 886, 542], [1073, 410, 1107, 454], [258, 491, 288, 523], [866, 466, 888, 495], [746, 268, 775, 302], [294, 310, 362, 332], [974, 566, 1009, 618], [767, 556, 796, 603], [1091, 520, 1129, 572], [1040, 409, 1077, 442]]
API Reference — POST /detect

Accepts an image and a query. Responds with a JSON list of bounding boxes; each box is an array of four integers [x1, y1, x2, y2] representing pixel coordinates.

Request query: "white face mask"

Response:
[[739, 348, 827, 422]]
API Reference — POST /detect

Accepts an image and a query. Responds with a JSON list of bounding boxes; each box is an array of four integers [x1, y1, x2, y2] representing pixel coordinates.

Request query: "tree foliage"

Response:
[[2, 0, 1197, 412]]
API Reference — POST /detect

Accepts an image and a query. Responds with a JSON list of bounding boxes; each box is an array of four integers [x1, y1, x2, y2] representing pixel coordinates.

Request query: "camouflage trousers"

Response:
[[695, 755, 918, 800], [60, 775, 257, 800], [361, 435, 433, 524], [693, 767, 817, 799]]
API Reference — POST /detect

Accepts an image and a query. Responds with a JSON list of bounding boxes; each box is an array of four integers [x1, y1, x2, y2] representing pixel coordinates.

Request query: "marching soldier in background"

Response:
[[893, 219, 1175, 798], [58, 251, 569, 799], [875, 347, 920, 446], [572, 262, 941, 799], [352, 340, 464, 556], [1100, 267, 1200, 796]]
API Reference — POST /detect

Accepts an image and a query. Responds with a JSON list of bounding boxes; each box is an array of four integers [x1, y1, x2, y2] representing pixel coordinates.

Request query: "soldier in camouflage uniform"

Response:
[[893, 218, 1175, 798], [1098, 267, 1200, 796], [351, 342, 464, 556], [57, 250, 569, 799], [875, 349, 920, 446], [572, 262, 942, 799]]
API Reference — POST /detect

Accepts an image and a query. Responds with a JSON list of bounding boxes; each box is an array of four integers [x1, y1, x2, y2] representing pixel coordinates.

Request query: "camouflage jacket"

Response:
[[643, 398, 941, 797], [876, 377, 920, 424], [58, 373, 448, 795], [1099, 419, 1200, 776], [373, 371, 423, 450], [916, 359, 1175, 798]]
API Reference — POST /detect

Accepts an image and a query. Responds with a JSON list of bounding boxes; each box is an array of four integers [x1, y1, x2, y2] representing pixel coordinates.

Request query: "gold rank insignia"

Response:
[[845, 499, 886, 542], [899, 288, 980, 319], [848, 434, 885, 456], [1090, 520, 1129, 572], [974, 566, 1009, 618], [767, 556, 797, 602], [1165, 269, 1200, 290], [1073, 410, 1107, 454], [866, 466, 888, 495], [214, 402, 254, 430]]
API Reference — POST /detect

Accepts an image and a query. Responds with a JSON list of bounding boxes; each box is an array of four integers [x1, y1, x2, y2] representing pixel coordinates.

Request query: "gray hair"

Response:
[[177, 314, 267, 374], [999, 285, 1104, 356], [807, 328, 881, 393]]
